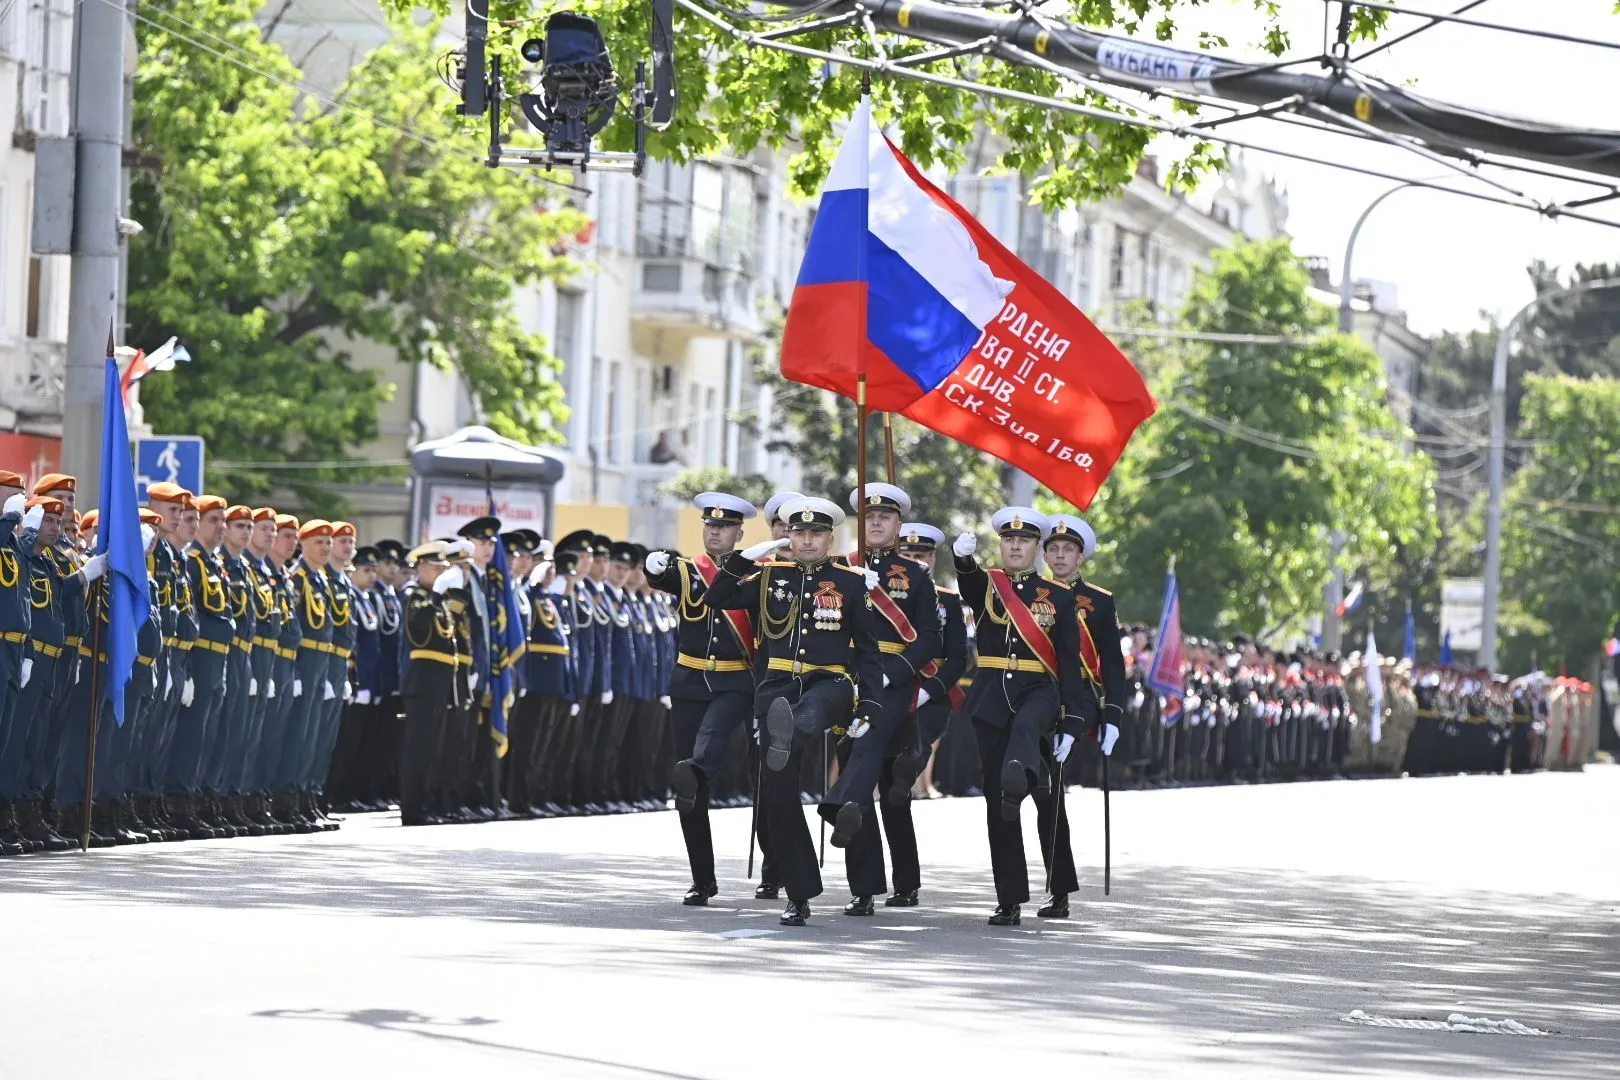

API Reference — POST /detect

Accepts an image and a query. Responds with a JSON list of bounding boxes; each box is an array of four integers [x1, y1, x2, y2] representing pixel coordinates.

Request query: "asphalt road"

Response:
[[3, 766, 1617, 1078]]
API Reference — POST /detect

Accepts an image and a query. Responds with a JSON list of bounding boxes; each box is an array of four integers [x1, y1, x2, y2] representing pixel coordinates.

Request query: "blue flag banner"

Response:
[[1402, 604, 1417, 663], [1439, 628, 1453, 667], [484, 492, 525, 757], [98, 357, 152, 726], [1145, 563, 1184, 723]]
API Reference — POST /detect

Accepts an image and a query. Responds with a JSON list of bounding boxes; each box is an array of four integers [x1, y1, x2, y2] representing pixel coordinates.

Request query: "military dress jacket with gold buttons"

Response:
[[955, 555, 1098, 739], [1060, 574, 1128, 718], [703, 552, 885, 720], [185, 541, 236, 647], [851, 547, 942, 691], [646, 553, 756, 700]]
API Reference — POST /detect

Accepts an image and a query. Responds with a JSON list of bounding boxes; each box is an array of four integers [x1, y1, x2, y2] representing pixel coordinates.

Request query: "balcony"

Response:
[[632, 237, 765, 342], [0, 338, 66, 434]]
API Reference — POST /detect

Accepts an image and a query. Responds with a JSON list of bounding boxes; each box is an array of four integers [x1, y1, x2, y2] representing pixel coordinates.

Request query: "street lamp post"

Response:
[[1338, 182, 1421, 334], [1479, 277, 1620, 672]]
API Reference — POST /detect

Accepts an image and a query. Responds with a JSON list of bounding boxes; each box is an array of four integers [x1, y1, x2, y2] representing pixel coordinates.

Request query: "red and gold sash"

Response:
[[848, 551, 917, 643], [1077, 612, 1101, 686], [985, 569, 1059, 674], [694, 554, 756, 663]]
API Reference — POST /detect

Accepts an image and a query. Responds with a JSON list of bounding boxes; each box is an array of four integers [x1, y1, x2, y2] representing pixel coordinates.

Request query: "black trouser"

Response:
[[670, 691, 752, 887], [744, 729, 780, 887], [400, 665, 453, 822], [546, 700, 583, 807], [1032, 739, 1080, 898], [973, 686, 1056, 907], [758, 677, 852, 903], [594, 696, 633, 805], [506, 692, 543, 811]]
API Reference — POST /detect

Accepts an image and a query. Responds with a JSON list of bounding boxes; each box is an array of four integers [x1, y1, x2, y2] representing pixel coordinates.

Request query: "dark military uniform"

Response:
[[702, 530, 884, 914], [647, 546, 757, 898], [955, 528, 1097, 919], [399, 555, 468, 825]]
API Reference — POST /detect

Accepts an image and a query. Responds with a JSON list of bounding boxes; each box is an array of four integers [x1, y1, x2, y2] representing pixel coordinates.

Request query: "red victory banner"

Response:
[[893, 156, 1158, 510]]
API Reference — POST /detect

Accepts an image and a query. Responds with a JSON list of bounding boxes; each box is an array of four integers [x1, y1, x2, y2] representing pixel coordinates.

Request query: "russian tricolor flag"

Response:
[[780, 97, 1014, 413]]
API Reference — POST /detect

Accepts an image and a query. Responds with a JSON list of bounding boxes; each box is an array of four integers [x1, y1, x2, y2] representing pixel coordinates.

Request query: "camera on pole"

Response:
[[454, 0, 676, 177]]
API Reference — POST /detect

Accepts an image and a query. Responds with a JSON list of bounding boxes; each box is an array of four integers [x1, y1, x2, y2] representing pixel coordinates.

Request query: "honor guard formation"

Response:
[[0, 470, 1580, 926]]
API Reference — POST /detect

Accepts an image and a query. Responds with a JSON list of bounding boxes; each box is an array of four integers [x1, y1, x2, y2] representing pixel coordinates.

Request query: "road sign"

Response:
[[1440, 577, 1484, 652], [135, 436, 205, 501]]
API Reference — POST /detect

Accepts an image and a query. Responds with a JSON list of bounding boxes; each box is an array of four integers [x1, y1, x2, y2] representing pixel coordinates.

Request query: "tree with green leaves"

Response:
[[1499, 374, 1620, 675], [129, 2, 585, 512], [1052, 238, 1439, 643], [385, 0, 1389, 205]]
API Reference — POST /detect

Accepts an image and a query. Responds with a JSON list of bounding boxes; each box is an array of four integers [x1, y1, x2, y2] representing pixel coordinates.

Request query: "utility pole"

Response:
[[1322, 529, 1347, 654], [60, 0, 131, 503]]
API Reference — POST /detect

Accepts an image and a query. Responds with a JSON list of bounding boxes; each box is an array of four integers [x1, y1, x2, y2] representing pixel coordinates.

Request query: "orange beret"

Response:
[[138, 508, 164, 526], [0, 470, 23, 487], [146, 482, 193, 507], [298, 519, 333, 539], [26, 495, 65, 514], [275, 514, 300, 531], [80, 509, 100, 528], [331, 521, 357, 538], [224, 504, 254, 522], [252, 507, 277, 522], [32, 473, 75, 495], [193, 495, 228, 514]]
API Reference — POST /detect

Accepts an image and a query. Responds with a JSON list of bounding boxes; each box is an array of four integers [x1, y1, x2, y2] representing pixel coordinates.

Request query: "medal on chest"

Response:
[[885, 565, 911, 600], [770, 581, 793, 605], [1029, 586, 1057, 629], [812, 580, 844, 631]]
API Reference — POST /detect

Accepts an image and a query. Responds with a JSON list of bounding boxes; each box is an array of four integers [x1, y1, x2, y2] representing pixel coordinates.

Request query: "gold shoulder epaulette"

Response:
[[760, 559, 796, 568], [1045, 578, 1073, 593], [936, 586, 959, 597], [1089, 583, 1113, 597]]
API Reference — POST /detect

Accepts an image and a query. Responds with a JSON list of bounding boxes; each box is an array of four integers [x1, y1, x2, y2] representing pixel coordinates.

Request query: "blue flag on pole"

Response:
[[1402, 603, 1416, 663], [484, 488, 524, 758], [1145, 561, 1185, 723], [1438, 628, 1453, 667], [98, 357, 151, 726]]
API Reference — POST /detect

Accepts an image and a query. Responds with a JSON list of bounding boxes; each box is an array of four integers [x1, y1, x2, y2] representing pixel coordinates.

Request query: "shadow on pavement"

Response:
[[4, 829, 1617, 1078]]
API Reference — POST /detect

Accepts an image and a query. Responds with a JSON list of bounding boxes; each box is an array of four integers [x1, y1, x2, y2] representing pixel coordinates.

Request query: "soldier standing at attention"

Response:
[[398, 542, 464, 826], [952, 508, 1099, 926], [700, 496, 884, 926], [1036, 514, 1124, 919], [644, 492, 758, 905]]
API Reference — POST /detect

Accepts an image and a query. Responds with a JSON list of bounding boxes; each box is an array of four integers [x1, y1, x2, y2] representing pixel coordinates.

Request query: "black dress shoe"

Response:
[[999, 760, 1028, 822], [754, 882, 781, 900], [683, 882, 719, 907], [829, 801, 862, 848], [779, 899, 810, 926], [887, 753, 923, 806], [885, 889, 919, 908], [764, 697, 795, 772], [843, 895, 875, 916], [988, 904, 1021, 927], [1037, 893, 1070, 919]]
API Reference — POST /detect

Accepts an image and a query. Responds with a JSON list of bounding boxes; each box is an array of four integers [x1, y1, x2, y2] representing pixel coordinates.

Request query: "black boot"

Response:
[[884, 889, 919, 908], [779, 899, 811, 926], [1037, 893, 1070, 919], [763, 697, 795, 772], [0, 804, 26, 856], [113, 799, 148, 844], [829, 801, 862, 849], [682, 881, 719, 907], [88, 802, 119, 848], [669, 760, 702, 814], [988, 903, 1021, 927], [176, 795, 217, 841], [999, 760, 1028, 822], [21, 801, 74, 852], [888, 752, 923, 807], [754, 882, 781, 901], [230, 795, 267, 838], [843, 895, 876, 916]]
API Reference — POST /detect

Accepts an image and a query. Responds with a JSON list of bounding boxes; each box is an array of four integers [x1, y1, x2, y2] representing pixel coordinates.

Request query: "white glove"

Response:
[[323, 680, 335, 701], [165, 672, 173, 697], [2, 493, 23, 517], [21, 505, 43, 532], [952, 532, 977, 557], [355, 689, 372, 705], [528, 565, 550, 588], [740, 537, 790, 562], [342, 679, 353, 701], [468, 671, 479, 692], [220, 670, 227, 696], [863, 568, 880, 591], [659, 694, 671, 708], [19, 657, 33, 688], [645, 550, 670, 575], [916, 687, 931, 708], [433, 566, 464, 594], [249, 678, 258, 698], [570, 702, 580, 716], [140, 524, 156, 551], [881, 674, 890, 688], [1100, 723, 1120, 757], [601, 690, 614, 705], [266, 679, 276, 700], [1053, 733, 1075, 763], [293, 678, 303, 699], [182, 678, 195, 706], [80, 554, 108, 582], [847, 715, 871, 739]]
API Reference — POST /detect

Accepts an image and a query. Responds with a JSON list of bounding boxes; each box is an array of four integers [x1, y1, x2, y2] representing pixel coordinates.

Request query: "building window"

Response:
[[24, 1, 73, 136], [1074, 223, 1093, 308], [638, 159, 693, 257], [605, 360, 622, 465], [1111, 229, 1129, 294]]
